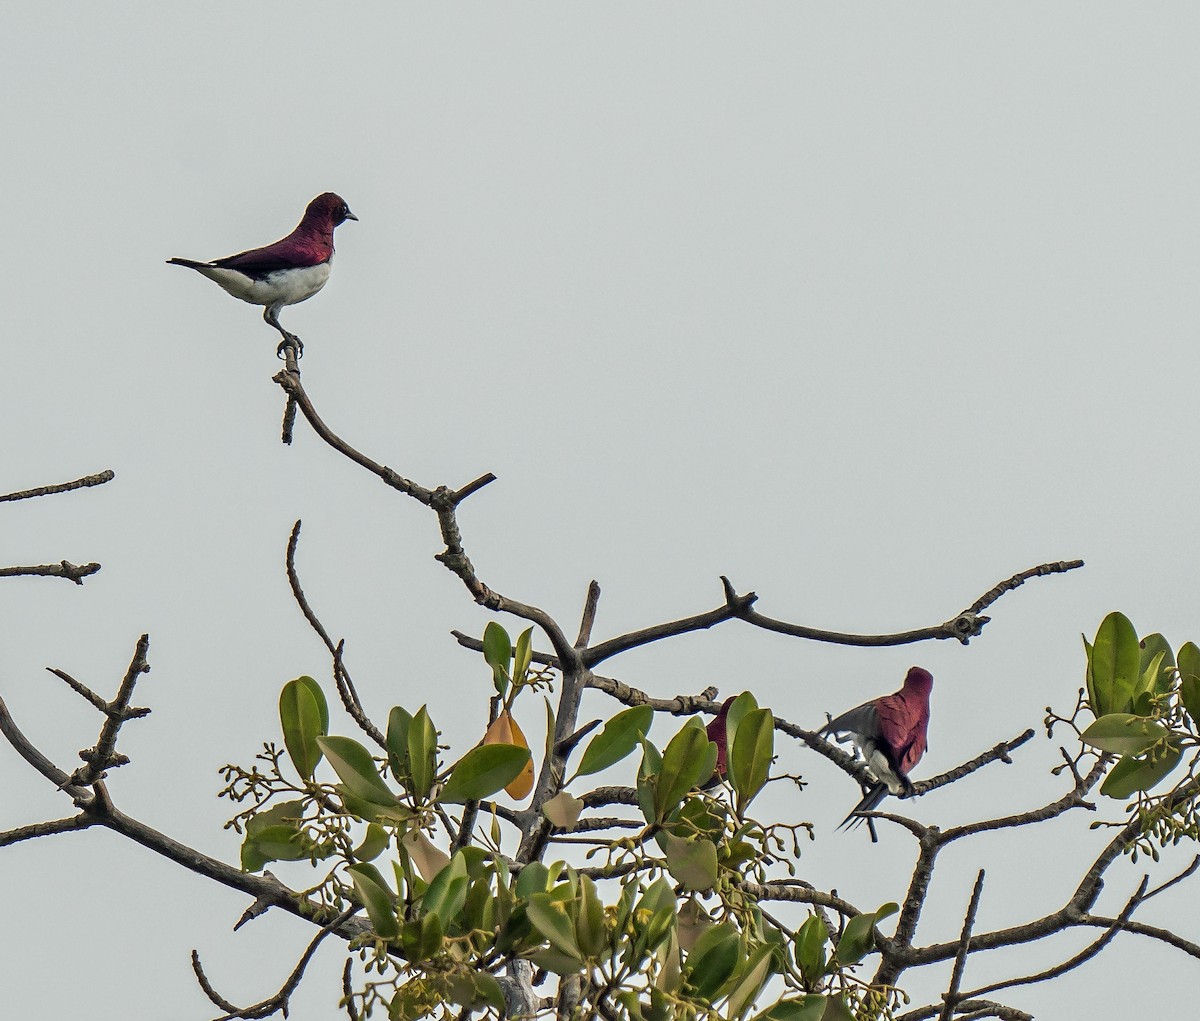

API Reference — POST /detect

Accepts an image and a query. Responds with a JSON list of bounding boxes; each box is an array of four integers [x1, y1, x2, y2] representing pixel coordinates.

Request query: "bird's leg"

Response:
[[264, 305, 303, 359]]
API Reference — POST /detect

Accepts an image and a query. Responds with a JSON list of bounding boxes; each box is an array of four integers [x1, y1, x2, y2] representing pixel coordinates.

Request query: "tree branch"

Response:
[[0, 561, 102, 584], [0, 469, 115, 503]]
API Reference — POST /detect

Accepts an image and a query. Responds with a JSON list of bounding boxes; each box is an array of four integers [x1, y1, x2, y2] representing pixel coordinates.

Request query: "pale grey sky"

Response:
[[3, 5, 1198, 1017]]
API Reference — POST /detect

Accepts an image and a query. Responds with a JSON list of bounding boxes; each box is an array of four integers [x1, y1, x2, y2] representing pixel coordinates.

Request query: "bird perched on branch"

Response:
[[819, 667, 933, 833], [700, 696, 737, 790], [167, 192, 357, 357]]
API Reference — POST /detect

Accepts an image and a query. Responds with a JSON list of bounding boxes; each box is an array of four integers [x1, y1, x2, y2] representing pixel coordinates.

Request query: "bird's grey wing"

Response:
[[820, 702, 879, 738]]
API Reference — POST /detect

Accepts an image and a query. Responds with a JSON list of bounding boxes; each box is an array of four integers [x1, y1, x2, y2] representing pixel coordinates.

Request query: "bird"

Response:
[[700, 696, 737, 790], [819, 667, 933, 834], [167, 192, 357, 357]]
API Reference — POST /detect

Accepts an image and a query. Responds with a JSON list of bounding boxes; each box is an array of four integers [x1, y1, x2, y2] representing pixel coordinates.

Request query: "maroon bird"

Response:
[[168, 192, 357, 356], [819, 667, 933, 830], [700, 696, 737, 790]]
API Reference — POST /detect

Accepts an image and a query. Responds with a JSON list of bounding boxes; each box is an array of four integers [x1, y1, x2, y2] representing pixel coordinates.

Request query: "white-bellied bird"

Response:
[[167, 192, 356, 356], [819, 666, 933, 831]]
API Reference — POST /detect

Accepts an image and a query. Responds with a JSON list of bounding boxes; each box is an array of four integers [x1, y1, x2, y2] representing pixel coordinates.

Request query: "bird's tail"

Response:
[[837, 782, 888, 830], [166, 257, 210, 269]]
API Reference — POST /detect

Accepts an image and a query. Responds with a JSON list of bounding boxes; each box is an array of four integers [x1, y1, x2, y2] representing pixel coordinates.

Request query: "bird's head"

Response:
[[903, 667, 934, 696], [305, 192, 358, 227]]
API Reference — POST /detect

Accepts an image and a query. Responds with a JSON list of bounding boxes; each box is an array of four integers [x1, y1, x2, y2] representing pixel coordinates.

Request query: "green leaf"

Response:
[[662, 832, 719, 891], [574, 705, 655, 778], [317, 735, 397, 807], [474, 973, 506, 1012], [422, 851, 470, 930], [655, 720, 718, 820], [352, 823, 390, 862], [247, 824, 309, 861], [819, 996, 857, 1021], [833, 902, 897, 966], [279, 677, 327, 780], [723, 692, 759, 762], [794, 913, 829, 984], [575, 875, 607, 959], [752, 996, 826, 1021], [527, 891, 582, 960], [386, 707, 412, 785], [347, 863, 400, 939], [636, 878, 678, 954], [515, 861, 550, 900], [1140, 634, 1176, 694], [1133, 650, 1166, 709], [483, 622, 512, 696], [400, 912, 444, 962], [684, 923, 741, 1001], [1080, 714, 1169, 756], [1101, 740, 1184, 799], [1089, 612, 1141, 715], [407, 706, 438, 801], [726, 945, 774, 1021], [440, 743, 532, 803], [514, 627, 533, 685], [637, 739, 663, 826], [1179, 642, 1200, 724], [729, 707, 774, 811]]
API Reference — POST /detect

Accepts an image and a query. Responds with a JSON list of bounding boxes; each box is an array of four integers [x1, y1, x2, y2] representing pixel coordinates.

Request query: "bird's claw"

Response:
[[276, 334, 304, 360]]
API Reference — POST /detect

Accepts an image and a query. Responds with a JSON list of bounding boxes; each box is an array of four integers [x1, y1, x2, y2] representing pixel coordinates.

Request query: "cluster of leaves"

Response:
[[220, 624, 904, 1020], [1075, 612, 1200, 856]]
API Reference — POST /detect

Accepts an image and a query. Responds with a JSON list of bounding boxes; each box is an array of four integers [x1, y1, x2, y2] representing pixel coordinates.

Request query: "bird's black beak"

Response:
[[344, 208, 359, 222]]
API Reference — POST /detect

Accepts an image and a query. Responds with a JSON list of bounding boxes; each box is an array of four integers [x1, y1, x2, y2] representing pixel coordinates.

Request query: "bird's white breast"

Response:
[[194, 259, 332, 308]]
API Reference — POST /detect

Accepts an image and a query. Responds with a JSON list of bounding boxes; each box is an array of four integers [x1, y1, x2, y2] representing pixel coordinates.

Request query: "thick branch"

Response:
[[0, 561, 102, 584]]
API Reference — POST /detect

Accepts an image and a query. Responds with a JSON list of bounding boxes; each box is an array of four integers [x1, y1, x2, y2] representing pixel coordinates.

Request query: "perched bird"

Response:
[[700, 696, 737, 790], [819, 667, 933, 832], [167, 192, 357, 356]]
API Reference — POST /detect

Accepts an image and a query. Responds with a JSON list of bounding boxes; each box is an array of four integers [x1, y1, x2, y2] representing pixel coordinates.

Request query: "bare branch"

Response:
[[75, 634, 152, 785], [0, 470, 115, 503], [939, 870, 986, 1021], [193, 907, 359, 1020], [0, 561, 102, 584], [575, 581, 602, 649], [46, 667, 110, 712], [0, 814, 98, 848], [961, 878, 1148, 1001], [732, 560, 1083, 647]]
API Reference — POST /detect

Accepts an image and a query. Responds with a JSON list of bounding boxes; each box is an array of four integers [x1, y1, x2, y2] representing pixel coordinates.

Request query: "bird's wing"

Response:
[[874, 693, 926, 775], [211, 237, 323, 278], [820, 701, 879, 739]]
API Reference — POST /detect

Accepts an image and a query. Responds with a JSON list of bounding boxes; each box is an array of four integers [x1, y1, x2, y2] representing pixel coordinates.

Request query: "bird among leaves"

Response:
[[819, 667, 933, 837], [167, 192, 357, 357]]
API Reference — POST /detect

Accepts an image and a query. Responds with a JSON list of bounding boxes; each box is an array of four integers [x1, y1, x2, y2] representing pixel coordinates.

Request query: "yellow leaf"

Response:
[[484, 711, 535, 800]]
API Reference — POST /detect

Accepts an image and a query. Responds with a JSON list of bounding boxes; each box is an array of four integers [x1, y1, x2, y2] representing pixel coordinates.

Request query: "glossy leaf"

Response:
[[347, 863, 400, 939], [542, 790, 584, 829], [636, 878, 677, 954], [352, 823, 390, 862], [422, 852, 470, 930], [794, 913, 829, 984], [515, 861, 551, 900], [406, 706, 438, 801], [1080, 714, 1169, 756], [317, 736, 396, 807], [1140, 634, 1176, 694], [386, 707, 413, 786], [1101, 740, 1184, 799], [575, 875, 608, 958], [723, 692, 759, 762], [1089, 612, 1141, 715], [655, 720, 718, 820], [833, 902, 898, 967], [729, 707, 774, 811], [1179, 642, 1200, 724], [677, 898, 713, 952], [574, 705, 655, 778], [684, 923, 741, 1000], [483, 622, 512, 696], [662, 831, 718, 891], [753, 996, 827, 1021], [400, 912, 443, 962], [514, 627, 533, 684], [440, 743, 532, 803], [819, 996, 857, 1021], [1133, 651, 1166, 710], [279, 677, 328, 780], [483, 711, 534, 799], [726, 945, 774, 1020], [527, 892, 582, 960]]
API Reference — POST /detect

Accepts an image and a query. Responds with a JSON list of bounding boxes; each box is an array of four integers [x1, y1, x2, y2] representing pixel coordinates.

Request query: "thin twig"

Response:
[[0, 561, 102, 584], [939, 870, 985, 1021], [0, 470, 115, 503]]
